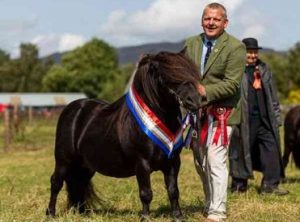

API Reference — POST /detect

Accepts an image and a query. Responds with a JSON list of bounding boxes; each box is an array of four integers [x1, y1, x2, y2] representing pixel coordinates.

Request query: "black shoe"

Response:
[[260, 186, 289, 196]]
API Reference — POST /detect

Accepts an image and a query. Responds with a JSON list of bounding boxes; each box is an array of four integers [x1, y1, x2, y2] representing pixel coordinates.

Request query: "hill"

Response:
[[117, 41, 185, 65], [43, 41, 185, 66], [44, 40, 279, 66]]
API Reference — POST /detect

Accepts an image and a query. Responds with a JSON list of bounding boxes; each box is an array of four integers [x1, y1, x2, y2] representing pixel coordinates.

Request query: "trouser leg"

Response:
[[257, 124, 281, 187], [192, 140, 210, 213], [249, 117, 281, 187], [193, 126, 232, 221]]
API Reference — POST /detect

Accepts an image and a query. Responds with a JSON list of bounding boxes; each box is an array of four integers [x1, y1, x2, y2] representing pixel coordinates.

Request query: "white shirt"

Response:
[[200, 38, 216, 75]]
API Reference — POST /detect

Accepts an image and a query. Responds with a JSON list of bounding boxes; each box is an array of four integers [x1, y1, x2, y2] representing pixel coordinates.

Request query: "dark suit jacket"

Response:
[[229, 60, 285, 179]]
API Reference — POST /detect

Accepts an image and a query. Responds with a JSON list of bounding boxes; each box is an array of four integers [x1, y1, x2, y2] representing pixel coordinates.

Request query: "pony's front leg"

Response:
[[163, 157, 183, 221], [136, 159, 153, 221]]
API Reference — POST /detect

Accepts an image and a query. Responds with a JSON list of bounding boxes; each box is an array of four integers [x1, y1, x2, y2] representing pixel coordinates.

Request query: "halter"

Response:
[[168, 88, 184, 107]]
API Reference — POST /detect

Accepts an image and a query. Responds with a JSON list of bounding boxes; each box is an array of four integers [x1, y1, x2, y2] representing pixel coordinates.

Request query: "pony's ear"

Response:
[[137, 54, 151, 67], [179, 47, 187, 55], [139, 53, 147, 61]]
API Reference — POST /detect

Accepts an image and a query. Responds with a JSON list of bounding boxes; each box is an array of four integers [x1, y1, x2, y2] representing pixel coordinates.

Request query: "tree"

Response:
[[17, 44, 38, 91], [43, 38, 124, 101], [0, 43, 51, 92], [260, 52, 289, 99], [285, 89, 300, 104], [62, 38, 118, 74], [0, 60, 20, 92], [118, 63, 135, 93], [0, 48, 13, 91], [0, 49, 9, 65], [42, 65, 73, 92], [286, 42, 300, 90]]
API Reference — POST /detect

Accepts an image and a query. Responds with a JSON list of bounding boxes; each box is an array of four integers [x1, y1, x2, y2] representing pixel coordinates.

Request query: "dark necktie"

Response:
[[204, 41, 212, 67]]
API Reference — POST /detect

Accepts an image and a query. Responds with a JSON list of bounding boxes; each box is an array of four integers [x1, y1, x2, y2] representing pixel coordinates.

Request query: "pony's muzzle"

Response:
[[184, 94, 202, 112]]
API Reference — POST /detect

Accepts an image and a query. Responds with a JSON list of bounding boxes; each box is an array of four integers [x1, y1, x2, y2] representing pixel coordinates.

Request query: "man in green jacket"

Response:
[[184, 3, 246, 222]]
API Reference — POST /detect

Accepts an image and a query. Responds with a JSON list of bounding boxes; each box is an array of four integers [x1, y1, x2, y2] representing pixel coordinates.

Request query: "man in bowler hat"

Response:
[[229, 37, 288, 195]]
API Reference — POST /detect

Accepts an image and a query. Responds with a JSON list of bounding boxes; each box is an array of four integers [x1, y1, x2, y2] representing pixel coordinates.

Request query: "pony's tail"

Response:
[[65, 165, 101, 213]]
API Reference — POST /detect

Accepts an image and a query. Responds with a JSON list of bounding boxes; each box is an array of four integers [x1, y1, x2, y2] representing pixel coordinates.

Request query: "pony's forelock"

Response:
[[154, 51, 200, 87], [132, 51, 200, 109]]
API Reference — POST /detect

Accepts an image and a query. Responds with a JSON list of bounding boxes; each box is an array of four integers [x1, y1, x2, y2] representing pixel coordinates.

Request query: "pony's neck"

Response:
[[133, 83, 181, 133], [141, 94, 182, 133]]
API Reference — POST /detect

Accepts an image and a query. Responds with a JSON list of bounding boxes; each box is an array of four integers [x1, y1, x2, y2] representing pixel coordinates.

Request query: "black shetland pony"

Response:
[[283, 105, 300, 169], [46, 51, 202, 221]]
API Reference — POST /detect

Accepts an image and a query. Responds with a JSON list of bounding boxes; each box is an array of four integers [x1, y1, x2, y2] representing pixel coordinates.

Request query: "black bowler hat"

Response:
[[242, 37, 262, 50]]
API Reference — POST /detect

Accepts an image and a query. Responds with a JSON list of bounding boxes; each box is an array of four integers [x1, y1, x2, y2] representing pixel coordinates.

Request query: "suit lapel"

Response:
[[196, 35, 204, 69], [203, 32, 228, 76]]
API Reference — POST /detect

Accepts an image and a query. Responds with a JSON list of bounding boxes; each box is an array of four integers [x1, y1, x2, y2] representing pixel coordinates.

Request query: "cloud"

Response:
[[31, 34, 58, 56], [58, 34, 85, 52], [100, 0, 245, 46], [235, 6, 267, 41], [0, 17, 38, 56], [28, 33, 85, 57], [242, 25, 265, 39], [0, 17, 85, 58]]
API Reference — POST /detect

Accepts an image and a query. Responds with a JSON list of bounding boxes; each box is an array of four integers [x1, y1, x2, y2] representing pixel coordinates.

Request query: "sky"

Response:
[[1, 0, 300, 58]]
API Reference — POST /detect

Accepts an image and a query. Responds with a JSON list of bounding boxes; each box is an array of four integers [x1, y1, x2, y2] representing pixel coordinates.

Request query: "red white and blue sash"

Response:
[[126, 85, 191, 158]]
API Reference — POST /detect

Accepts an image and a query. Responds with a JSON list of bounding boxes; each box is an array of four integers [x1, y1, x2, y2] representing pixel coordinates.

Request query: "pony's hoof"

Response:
[[172, 212, 185, 222], [140, 214, 151, 222], [172, 216, 185, 222], [45, 208, 55, 217]]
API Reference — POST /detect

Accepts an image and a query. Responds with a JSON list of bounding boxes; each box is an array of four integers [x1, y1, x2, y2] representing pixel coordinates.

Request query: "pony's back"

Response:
[[54, 98, 109, 158]]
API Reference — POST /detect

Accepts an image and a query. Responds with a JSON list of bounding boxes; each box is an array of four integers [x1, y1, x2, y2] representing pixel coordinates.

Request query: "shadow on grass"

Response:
[[282, 177, 300, 184], [92, 207, 134, 216], [53, 207, 134, 218], [151, 202, 205, 218], [53, 200, 205, 220], [88, 202, 204, 219]]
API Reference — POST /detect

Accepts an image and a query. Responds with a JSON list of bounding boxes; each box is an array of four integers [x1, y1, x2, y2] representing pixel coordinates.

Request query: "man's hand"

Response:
[[197, 84, 206, 97]]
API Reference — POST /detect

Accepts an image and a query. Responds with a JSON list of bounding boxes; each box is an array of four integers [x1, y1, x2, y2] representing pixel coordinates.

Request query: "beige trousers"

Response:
[[193, 125, 233, 221]]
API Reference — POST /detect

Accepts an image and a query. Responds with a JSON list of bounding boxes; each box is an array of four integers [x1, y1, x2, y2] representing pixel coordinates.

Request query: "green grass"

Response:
[[0, 119, 300, 221]]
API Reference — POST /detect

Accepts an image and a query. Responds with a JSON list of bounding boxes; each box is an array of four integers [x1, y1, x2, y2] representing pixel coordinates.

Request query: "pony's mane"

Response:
[[102, 51, 200, 132], [133, 51, 200, 108]]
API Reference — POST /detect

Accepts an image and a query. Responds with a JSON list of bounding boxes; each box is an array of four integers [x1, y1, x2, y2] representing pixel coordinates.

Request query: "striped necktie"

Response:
[[204, 41, 212, 67]]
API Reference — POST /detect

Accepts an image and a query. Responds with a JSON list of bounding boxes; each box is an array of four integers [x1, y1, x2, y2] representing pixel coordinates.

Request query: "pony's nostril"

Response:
[[187, 97, 193, 103], [183, 96, 197, 110], [185, 95, 202, 111]]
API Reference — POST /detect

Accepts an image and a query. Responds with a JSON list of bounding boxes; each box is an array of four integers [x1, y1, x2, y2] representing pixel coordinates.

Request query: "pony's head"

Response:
[[133, 50, 202, 112]]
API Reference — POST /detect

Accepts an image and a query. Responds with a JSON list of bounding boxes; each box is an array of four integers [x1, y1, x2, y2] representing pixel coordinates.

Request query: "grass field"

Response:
[[0, 117, 300, 222]]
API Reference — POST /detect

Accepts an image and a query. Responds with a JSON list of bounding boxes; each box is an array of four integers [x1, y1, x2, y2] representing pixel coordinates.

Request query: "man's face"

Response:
[[246, 49, 259, 65], [202, 8, 228, 39]]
